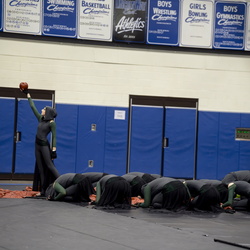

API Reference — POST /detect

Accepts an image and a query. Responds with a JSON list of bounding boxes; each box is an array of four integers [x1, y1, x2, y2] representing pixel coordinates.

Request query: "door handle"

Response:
[[163, 137, 168, 148], [15, 131, 21, 143]]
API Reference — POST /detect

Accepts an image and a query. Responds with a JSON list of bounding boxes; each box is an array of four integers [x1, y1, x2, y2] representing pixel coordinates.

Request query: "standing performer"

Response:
[[20, 83, 60, 197]]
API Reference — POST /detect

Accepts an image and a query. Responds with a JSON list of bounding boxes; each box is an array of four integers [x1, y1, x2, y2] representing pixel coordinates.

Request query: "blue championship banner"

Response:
[[0, 0, 2, 31], [113, 0, 147, 43], [213, 1, 246, 50], [180, 0, 214, 48], [147, 0, 179, 46], [43, 0, 77, 38], [78, 0, 113, 41], [4, 0, 42, 35], [245, 2, 250, 51]]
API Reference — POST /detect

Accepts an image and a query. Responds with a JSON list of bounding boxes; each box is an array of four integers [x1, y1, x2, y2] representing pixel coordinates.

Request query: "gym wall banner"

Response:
[[113, 0, 147, 43], [246, 2, 250, 51], [43, 0, 77, 38], [77, 0, 114, 41], [179, 0, 214, 48], [0, 0, 2, 31], [147, 0, 180, 46], [4, 0, 42, 35], [213, 1, 246, 50]]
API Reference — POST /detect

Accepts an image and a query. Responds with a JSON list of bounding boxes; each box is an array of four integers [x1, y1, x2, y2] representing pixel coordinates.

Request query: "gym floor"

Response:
[[0, 183, 250, 250]]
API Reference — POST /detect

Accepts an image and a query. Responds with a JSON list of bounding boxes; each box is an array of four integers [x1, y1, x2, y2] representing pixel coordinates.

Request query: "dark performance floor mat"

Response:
[[1, 183, 250, 250]]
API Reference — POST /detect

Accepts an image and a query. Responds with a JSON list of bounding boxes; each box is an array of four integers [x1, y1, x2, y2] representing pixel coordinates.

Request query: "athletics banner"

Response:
[[147, 0, 180, 46], [4, 0, 42, 35], [113, 0, 147, 43], [245, 2, 250, 51], [78, 0, 113, 41], [213, 1, 246, 50], [180, 0, 214, 48], [43, 0, 77, 38]]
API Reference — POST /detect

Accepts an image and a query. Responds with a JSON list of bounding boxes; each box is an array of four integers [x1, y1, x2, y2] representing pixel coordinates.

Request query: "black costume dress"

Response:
[[45, 173, 95, 202], [122, 173, 146, 197], [186, 180, 221, 212], [96, 174, 131, 207], [141, 177, 190, 210], [222, 170, 250, 185], [28, 97, 60, 195]]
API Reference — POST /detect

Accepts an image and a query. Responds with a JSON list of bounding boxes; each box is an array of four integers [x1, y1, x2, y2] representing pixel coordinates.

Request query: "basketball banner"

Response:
[[78, 0, 113, 41], [43, 0, 77, 38], [4, 0, 42, 35]]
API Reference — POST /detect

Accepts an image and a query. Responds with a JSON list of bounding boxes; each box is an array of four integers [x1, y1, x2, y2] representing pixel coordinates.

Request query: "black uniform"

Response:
[[122, 173, 146, 197], [28, 97, 60, 195], [96, 174, 131, 207], [186, 180, 222, 212], [46, 173, 95, 202], [141, 177, 190, 210], [222, 170, 250, 185]]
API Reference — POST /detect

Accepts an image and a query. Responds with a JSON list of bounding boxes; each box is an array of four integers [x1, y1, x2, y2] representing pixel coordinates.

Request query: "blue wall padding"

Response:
[[217, 113, 241, 180], [164, 108, 196, 179], [75, 105, 106, 173], [56, 104, 79, 174], [103, 107, 128, 175], [15, 99, 51, 173], [196, 111, 220, 180], [239, 113, 250, 170], [129, 106, 163, 174], [0, 98, 15, 173]]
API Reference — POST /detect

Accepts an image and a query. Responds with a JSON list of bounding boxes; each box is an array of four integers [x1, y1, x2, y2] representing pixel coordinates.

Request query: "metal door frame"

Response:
[[127, 95, 199, 179], [0, 87, 55, 180]]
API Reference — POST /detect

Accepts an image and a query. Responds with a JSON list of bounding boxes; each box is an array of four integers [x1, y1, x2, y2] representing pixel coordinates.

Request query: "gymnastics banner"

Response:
[[245, 3, 250, 51], [0, 0, 2, 31], [180, 0, 214, 48], [43, 0, 77, 38], [213, 1, 246, 50], [113, 0, 147, 43], [4, 0, 42, 35], [78, 0, 113, 41], [147, 0, 180, 46]]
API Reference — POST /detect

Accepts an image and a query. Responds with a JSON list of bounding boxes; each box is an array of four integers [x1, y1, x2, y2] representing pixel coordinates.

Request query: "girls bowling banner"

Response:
[[213, 1, 246, 50], [245, 2, 250, 51], [77, 0, 113, 41], [147, 0, 180, 46], [113, 0, 147, 43], [43, 0, 77, 38], [180, 0, 214, 48], [4, 0, 42, 35]]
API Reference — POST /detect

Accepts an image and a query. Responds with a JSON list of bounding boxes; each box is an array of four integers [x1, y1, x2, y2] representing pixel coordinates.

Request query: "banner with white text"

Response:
[[0, 0, 2, 31], [147, 0, 179, 46], [180, 0, 214, 48], [78, 0, 113, 41], [245, 2, 250, 51], [213, 1, 246, 50], [113, 0, 147, 43], [4, 0, 41, 35], [43, 0, 77, 38]]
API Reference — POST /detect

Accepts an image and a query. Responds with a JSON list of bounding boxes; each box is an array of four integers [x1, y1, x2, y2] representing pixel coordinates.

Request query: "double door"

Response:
[[127, 96, 198, 179], [0, 87, 54, 179]]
